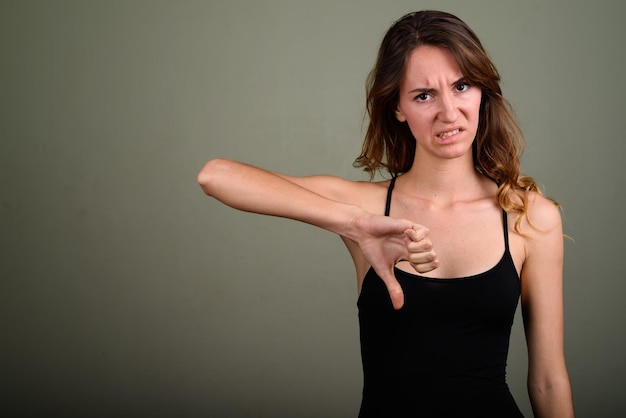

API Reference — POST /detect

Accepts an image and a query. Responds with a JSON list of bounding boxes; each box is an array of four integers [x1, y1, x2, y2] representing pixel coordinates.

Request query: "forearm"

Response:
[[197, 158, 364, 239], [528, 376, 575, 418]]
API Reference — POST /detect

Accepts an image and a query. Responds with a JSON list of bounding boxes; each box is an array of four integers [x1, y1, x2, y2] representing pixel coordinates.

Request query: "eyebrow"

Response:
[[407, 77, 467, 94]]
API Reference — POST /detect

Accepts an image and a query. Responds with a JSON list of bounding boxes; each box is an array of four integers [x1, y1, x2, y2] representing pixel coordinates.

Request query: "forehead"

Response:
[[402, 45, 463, 87]]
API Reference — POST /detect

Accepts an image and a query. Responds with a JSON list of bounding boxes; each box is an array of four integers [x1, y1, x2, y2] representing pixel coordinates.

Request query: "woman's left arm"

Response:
[[521, 194, 575, 417]]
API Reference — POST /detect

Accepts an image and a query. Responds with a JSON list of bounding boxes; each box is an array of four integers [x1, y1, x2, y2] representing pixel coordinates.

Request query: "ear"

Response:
[[395, 106, 407, 122]]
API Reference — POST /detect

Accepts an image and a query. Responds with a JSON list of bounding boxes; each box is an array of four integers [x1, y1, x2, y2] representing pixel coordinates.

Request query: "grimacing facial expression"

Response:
[[395, 45, 482, 162]]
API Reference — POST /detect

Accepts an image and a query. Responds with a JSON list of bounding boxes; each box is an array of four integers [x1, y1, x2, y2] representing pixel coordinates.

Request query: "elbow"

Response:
[[197, 158, 230, 196]]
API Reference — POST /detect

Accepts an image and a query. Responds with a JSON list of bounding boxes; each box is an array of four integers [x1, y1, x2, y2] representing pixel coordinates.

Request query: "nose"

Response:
[[438, 93, 459, 123]]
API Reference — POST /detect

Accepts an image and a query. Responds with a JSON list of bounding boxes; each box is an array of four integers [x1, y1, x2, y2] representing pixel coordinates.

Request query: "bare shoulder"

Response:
[[525, 192, 562, 234], [507, 189, 562, 234], [511, 191, 564, 269], [505, 190, 562, 269]]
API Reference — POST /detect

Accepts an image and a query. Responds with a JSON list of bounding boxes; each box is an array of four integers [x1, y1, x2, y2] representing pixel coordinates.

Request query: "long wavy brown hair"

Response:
[[354, 10, 548, 231]]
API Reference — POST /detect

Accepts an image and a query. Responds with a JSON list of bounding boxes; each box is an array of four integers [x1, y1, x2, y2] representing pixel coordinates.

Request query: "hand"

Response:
[[404, 226, 439, 274], [355, 215, 438, 310]]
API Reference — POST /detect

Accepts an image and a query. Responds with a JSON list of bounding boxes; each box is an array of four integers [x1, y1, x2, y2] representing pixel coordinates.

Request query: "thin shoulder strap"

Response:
[[502, 209, 510, 252], [384, 176, 397, 217]]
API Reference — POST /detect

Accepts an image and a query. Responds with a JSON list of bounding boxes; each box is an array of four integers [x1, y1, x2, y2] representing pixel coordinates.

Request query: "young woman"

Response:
[[198, 10, 574, 417]]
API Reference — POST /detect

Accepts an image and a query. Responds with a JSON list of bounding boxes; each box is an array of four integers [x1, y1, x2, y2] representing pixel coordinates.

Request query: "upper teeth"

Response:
[[439, 129, 460, 139]]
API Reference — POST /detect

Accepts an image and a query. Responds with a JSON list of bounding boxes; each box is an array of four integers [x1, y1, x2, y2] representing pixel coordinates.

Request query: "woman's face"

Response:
[[395, 45, 482, 162]]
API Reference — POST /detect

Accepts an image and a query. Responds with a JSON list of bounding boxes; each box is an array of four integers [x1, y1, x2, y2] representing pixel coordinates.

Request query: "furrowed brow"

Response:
[[408, 87, 434, 95], [408, 77, 467, 94]]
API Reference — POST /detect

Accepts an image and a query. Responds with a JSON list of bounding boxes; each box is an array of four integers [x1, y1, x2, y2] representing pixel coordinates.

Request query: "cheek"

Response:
[[406, 117, 435, 142], [406, 116, 429, 135], [473, 92, 483, 116], [465, 96, 482, 122], [406, 108, 435, 127]]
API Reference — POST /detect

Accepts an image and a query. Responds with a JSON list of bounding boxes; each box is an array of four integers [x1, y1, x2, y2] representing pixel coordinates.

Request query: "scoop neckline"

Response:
[[392, 251, 514, 282]]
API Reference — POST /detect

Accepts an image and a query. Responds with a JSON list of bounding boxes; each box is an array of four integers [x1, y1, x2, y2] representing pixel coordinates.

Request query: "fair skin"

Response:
[[198, 45, 573, 416]]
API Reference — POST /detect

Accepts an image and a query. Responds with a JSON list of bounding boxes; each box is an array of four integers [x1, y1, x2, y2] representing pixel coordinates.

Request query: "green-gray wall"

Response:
[[2, 0, 624, 416]]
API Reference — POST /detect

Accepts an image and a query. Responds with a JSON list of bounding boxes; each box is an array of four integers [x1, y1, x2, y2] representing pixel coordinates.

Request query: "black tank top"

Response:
[[357, 177, 524, 417]]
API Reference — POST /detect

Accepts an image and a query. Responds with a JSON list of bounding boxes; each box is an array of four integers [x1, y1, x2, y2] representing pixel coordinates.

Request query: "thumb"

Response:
[[379, 268, 405, 310], [405, 225, 429, 242]]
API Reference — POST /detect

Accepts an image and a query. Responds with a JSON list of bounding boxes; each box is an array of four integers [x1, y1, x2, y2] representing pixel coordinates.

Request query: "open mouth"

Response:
[[437, 128, 460, 139]]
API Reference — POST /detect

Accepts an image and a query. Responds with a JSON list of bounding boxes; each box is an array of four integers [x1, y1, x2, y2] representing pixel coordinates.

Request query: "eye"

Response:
[[455, 81, 470, 92], [415, 92, 431, 102]]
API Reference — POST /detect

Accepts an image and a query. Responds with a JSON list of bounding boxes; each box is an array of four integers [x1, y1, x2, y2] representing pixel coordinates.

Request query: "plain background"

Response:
[[2, 0, 625, 416]]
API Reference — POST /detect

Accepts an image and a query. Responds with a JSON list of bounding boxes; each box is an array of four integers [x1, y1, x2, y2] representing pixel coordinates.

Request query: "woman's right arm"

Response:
[[197, 158, 366, 238], [197, 158, 438, 309]]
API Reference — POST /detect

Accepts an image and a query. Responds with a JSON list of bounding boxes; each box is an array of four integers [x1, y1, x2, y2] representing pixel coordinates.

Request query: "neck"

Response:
[[399, 153, 491, 205]]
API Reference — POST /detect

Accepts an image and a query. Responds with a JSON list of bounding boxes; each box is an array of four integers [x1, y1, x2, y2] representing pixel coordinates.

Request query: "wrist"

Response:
[[329, 204, 369, 242], [345, 206, 375, 244]]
